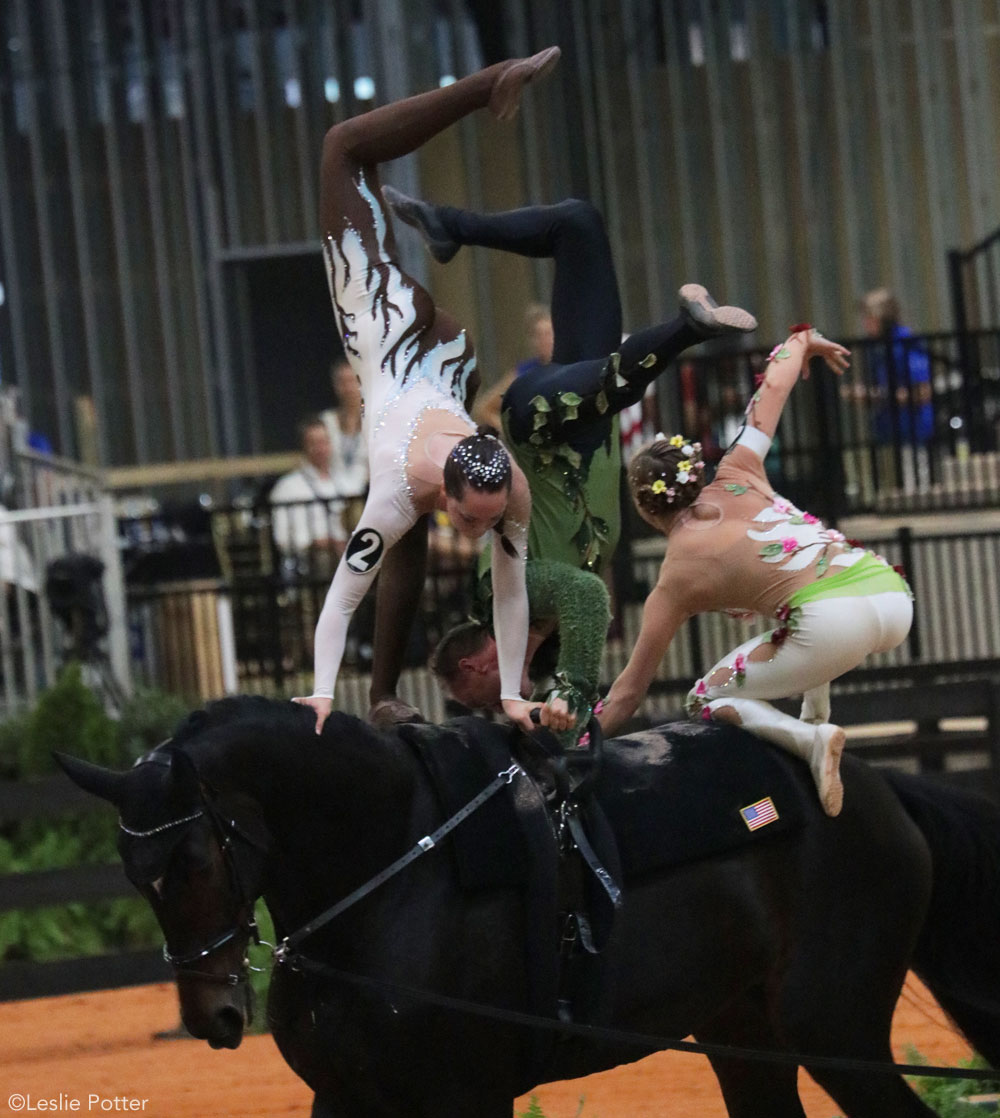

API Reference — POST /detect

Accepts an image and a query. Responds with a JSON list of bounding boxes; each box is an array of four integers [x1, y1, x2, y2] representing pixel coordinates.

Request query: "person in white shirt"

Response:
[[319, 357, 368, 517], [269, 417, 348, 564]]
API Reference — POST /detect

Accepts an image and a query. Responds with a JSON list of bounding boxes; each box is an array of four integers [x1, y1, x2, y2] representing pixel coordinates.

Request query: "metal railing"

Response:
[[0, 450, 130, 715], [657, 327, 1000, 524], [118, 501, 1000, 726], [950, 224, 1000, 333]]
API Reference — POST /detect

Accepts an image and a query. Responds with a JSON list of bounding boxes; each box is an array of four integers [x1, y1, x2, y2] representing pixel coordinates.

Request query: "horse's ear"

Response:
[[53, 752, 128, 807]]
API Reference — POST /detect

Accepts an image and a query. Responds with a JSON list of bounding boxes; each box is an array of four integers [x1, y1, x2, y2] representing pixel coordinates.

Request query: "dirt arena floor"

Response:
[[0, 975, 973, 1117]]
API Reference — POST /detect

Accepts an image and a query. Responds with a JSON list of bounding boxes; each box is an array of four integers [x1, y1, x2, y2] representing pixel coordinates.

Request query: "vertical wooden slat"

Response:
[[283, 0, 316, 239], [13, 0, 75, 454], [620, 0, 664, 323], [0, 18, 35, 422], [187, 0, 239, 456], [167, 0, 221, 457], [244, 0, 280, 242], [203, 0, 241, 249], [784, 0, 827, 319], [826, 0, 866, 327], [126, 0, 186, 459], [952, 0, 1000, 243], [89, 0, 148, 463], [867, 0, 921, 314], [587, 4, 625, 301], [745, 1, 796, 329], [47, 0, 108, 464], [911, 0, 960, 329], [698, 0, 740, 304], [658, 0, 701, 287]]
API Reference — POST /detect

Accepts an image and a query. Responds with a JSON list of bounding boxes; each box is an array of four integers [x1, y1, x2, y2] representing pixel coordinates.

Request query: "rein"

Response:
[[283, 959, 1000, 1084], [274, 762, 522, 964]]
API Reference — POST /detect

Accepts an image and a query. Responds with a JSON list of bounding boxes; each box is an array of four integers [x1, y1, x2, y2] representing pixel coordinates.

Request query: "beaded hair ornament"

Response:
[[636, 433, 706, 507], [448, 433, 511, 490]]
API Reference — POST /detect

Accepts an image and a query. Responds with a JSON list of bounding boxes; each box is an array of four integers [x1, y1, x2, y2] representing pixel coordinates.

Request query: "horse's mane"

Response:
[[158, 695, 390, 781]]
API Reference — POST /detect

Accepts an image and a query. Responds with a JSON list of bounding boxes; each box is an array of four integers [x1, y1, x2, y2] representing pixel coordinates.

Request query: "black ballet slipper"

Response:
[[368, 696, 427, 729], [382, 184, 460, 264], [679, 283, 758, 338]]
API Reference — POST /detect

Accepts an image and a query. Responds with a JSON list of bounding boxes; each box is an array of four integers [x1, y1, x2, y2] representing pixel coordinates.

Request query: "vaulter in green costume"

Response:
[[387, 191, 758, 734]]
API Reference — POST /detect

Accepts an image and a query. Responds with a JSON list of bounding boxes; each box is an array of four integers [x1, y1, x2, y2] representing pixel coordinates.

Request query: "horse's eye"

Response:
[[174, 834, 217, 875]]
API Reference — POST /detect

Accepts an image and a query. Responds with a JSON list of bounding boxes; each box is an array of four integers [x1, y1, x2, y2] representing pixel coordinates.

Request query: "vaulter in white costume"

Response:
[[294, 48, 569, 736]]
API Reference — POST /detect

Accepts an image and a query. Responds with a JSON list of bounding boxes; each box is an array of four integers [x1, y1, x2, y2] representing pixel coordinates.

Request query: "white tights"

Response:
[[692, 591, 913, 756]]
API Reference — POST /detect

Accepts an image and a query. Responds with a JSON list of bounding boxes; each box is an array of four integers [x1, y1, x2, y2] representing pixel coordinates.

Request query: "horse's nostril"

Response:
[[210, 1006, 245, 1049]]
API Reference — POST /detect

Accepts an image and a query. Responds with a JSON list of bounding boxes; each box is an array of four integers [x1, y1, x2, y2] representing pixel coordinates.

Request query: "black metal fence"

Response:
[[124, 500, 480, 710], [950, 225, 1000, 333], [662, 327, 1000, 524], [120, 497, 1000, 724]]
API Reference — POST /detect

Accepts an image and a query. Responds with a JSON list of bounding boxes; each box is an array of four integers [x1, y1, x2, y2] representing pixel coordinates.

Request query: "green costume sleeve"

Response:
[[475, 558, 612, 744], [526, 560, 611, 743]]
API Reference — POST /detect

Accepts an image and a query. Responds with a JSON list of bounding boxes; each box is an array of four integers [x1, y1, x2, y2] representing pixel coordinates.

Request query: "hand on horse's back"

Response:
[[292, 695, 332, 734]]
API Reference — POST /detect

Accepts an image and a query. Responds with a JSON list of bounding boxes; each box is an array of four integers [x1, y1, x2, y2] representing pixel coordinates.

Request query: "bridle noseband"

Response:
[[120, 792, 268, 987]]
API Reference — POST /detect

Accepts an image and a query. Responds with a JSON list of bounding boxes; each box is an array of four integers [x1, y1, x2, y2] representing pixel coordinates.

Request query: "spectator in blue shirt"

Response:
[[860, 288, 934, 445]]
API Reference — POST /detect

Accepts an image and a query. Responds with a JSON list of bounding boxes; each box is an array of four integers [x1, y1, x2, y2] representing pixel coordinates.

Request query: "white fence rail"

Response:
[[0, 451, 130, 714]]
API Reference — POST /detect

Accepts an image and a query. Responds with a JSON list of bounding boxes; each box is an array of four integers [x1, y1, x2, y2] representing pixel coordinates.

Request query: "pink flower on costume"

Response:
[[825, 529, 846, 543], [577, 731, 591, 748], [593, 699, 605, 715], [734, 653, 746, 673], [773, 497, 791, 513], [802, 512, 818, 524], [695, 679, 708, 697], [775, 603, 792, 623], [781, 537, 798, 553], [701, 706, 712, 722]]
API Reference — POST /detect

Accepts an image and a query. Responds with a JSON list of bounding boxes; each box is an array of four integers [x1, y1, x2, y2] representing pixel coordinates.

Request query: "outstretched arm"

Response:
[[597, 567, 691, 737], [743, 328, 850, 443], [295, 486, 415, 734], [491, 467, 561, 732]]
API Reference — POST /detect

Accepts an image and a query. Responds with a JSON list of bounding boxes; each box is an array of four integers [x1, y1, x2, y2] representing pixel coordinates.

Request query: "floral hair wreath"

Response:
[[643, 432, 706, 505]]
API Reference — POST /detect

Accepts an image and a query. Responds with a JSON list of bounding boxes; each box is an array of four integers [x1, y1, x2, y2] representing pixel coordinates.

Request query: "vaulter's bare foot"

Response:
[[811, 723, 845, 817]]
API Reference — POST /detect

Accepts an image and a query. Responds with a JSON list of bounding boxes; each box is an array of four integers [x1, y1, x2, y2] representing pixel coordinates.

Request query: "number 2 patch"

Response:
[[344, 528, 385, 574]]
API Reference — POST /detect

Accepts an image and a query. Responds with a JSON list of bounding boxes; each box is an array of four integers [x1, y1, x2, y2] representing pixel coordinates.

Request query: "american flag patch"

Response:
[[740, 796, 779, 831]]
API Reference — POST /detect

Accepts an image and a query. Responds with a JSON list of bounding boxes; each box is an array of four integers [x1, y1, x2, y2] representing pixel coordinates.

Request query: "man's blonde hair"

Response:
[[859, 287, 900, 324]]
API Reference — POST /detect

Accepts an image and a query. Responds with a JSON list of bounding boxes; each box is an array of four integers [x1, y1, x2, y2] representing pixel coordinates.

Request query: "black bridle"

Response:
[[120, 792, 269, 987]]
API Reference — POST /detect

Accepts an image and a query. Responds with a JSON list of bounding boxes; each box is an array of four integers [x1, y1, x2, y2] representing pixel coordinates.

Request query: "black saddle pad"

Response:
[[398, 717, 528, 891], [595, 719, 811, 880]]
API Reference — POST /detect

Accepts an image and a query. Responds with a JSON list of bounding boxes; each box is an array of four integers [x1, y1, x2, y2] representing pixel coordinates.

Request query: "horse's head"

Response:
[[55, 746, 270, 1049]]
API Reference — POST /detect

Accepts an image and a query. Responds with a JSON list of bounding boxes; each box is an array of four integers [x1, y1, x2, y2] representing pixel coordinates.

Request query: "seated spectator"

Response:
[[270, 416, 348, 575], [319, 356, 368, 534]]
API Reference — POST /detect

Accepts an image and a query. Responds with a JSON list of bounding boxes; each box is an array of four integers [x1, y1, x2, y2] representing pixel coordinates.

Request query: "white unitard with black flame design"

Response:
[[310, 170, 529, 702]]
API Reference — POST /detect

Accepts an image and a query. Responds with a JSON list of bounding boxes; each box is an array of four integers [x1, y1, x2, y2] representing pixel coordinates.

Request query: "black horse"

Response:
[[57, 696, 1000, 1117]]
